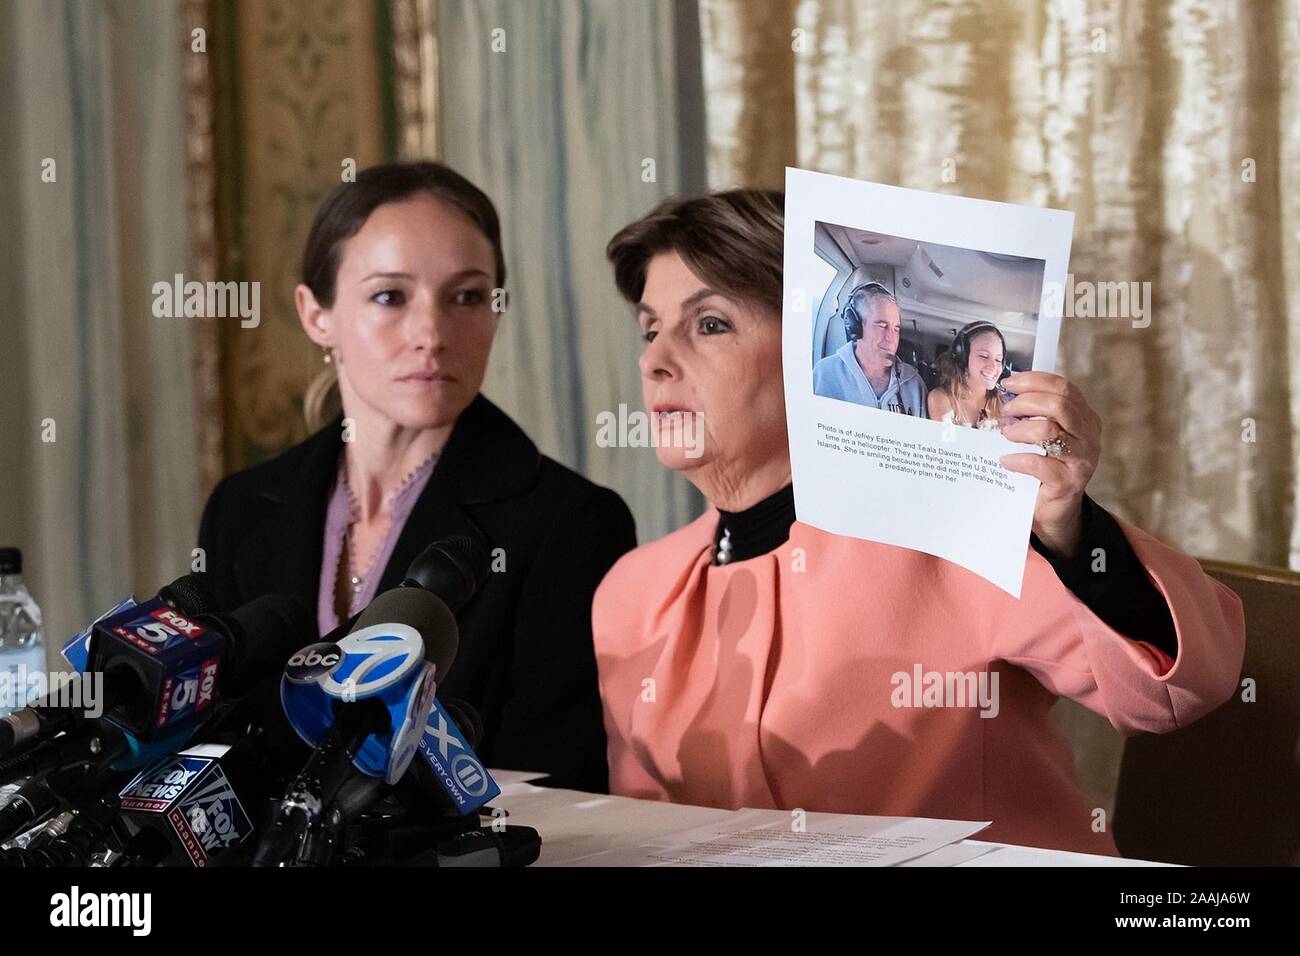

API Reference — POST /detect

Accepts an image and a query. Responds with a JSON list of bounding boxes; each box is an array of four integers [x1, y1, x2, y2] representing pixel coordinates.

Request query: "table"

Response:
[[487, 773, 1172, 867]]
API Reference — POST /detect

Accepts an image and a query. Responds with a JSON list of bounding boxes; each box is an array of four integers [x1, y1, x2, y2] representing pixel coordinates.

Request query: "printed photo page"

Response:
[[782, 168, 1075, 597]]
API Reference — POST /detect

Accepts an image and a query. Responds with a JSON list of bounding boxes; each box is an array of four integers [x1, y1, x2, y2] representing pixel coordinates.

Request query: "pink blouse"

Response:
[[592, 511, 1245, 855], [317, 451, 438, 637]]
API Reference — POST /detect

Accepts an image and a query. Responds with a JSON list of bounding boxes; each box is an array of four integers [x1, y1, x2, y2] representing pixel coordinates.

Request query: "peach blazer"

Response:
[[592, 511, 1245, 855]]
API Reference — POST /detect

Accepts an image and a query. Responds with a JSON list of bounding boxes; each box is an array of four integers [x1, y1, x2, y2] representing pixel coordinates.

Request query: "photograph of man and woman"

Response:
[[810, 221, 1046, 434]]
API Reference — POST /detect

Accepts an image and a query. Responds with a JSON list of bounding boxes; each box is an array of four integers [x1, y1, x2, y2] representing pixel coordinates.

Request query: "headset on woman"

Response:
[[947, 320, 1010, 381]]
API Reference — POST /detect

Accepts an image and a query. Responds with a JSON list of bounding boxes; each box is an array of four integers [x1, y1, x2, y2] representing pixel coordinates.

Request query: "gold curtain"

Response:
[[701, 0, 1300, 572], [188, 0, 438, 491], [194, 0, 391, 484]]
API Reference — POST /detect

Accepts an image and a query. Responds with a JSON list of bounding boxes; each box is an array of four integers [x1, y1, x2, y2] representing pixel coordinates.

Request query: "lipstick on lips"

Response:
[[397, 368, 455, 384], [653, 403, 693, 423]]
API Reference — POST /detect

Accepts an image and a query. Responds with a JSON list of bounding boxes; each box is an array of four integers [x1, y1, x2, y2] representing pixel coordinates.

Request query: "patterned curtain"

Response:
[[200, 0, 710, 544], [437, 0, 709, 542], [701, 0, 1300, 572], [0, 0, 198, 652], [205, 0, 390, 476]]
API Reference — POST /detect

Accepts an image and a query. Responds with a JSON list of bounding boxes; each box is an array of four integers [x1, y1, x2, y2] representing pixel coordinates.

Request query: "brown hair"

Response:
[[606, 190, 785, 315], [301, 161, 506, 429]]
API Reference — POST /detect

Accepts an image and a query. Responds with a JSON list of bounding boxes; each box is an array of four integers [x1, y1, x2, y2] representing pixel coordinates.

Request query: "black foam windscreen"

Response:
[[221, 594, 316, 674], [158, 573, 220, 617], [403, 535, 491, 613]]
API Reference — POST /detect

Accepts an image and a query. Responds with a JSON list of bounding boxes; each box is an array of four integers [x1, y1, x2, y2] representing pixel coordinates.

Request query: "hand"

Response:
[[997, 371, 1102, 557]]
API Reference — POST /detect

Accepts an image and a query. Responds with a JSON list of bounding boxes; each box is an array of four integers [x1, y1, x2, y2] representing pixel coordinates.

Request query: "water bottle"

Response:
[[0, 547, 45, 816], [0, 547, 44, 718]]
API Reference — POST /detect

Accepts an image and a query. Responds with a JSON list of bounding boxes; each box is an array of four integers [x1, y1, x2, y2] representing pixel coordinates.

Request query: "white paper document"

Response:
[[568, 808, 989, 867], [782, 168, 1075, 596], [485, 768, 551, 788]]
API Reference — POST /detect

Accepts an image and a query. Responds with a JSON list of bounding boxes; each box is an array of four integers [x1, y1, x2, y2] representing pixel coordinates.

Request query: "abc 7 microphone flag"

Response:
[[280, 621, 499, 807]]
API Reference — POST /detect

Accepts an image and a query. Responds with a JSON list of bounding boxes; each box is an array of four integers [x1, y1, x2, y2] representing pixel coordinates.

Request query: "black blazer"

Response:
[[197, 394, 636, 793]]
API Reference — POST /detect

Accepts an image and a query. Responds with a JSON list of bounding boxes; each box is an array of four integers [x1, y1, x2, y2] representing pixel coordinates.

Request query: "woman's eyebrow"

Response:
[[360, 268, 491, 283], [361, 270, 415, 282], [637, 287, 724, 319], [444, 268, 491, 281], [681, 287, 722, 311]]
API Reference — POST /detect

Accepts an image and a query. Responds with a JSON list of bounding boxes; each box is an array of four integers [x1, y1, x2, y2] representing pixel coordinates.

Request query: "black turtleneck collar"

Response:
[[714, 483, 797, 563]]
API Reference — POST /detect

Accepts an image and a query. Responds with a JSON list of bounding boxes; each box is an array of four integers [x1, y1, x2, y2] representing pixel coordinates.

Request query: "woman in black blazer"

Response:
[[198, 162, 636, 793]]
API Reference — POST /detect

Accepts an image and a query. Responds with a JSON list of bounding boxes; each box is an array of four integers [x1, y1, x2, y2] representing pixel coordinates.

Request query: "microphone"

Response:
[[0, 574, 219, 756], [0, 590, 312, 825], [157, 574, 219, 621], [0, 753, 138, 867], [406, 697, 500, 815], [83, 592, 308, 746], [255, 587, 455, 866], [315, 696, 495, 865], [359, 541, 500, 821], [0, 596, 311, 867], [398, 537, 501, 814], [0, 762, 133, 848], [112, 737, 274, 867], [280, 587, 457, 783], [85, 604, 223, 742], [0, 720, 127, 788], [202, 593, 318, 701], [23, 810, 75, 850], [0, 764, 89, 845], [254, 537, 494, 865], [0, 790, 119, 867], [401, 534, 491, 613], [291, 535, 489, 662], [0, 717, 197, 788], [34, 597, 315, 867]]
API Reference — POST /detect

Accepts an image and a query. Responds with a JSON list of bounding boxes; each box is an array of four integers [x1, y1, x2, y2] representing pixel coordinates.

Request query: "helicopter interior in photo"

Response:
[[810, 221, 1046, 390]]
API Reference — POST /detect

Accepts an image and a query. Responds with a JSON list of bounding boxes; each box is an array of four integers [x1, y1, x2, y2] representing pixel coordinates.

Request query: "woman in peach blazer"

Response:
[[594, 190, 1245, 856]]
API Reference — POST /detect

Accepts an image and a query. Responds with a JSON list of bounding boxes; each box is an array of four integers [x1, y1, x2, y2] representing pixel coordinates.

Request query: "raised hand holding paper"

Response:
[[782, 168, 1075, 596]]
